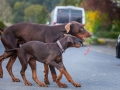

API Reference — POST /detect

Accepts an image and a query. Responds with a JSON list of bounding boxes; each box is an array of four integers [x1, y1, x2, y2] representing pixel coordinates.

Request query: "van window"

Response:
[[70, 10, 82, 23], [57, 9, 69, 23]]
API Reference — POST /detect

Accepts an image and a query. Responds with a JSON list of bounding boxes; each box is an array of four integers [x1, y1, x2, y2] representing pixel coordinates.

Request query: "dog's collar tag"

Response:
[[57, 40, 65, 53]]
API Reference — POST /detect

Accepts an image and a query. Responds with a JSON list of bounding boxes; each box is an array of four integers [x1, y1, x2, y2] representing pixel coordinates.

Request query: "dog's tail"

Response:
[[0, 28, 4, 34], [5, 48, 19, 52]]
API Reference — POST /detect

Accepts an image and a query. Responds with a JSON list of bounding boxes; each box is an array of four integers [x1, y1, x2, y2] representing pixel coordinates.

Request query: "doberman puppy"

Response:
[[5, 35, 82, 87], [0, 21, 92, 87]]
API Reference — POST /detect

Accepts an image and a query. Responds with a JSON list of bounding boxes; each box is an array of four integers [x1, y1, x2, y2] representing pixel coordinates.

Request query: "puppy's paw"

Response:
[[0, 73, 3, 78], [13, 78, 20, 82], [39, 83, 47, 87], [25, 82, 32, 86], [59, 83, 67, 88], [44, 79, 50, 85], [73, 82, 81, 87]]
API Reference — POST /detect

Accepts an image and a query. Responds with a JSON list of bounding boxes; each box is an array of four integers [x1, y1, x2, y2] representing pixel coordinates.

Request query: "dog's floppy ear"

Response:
[[65, 23, 72, 33]]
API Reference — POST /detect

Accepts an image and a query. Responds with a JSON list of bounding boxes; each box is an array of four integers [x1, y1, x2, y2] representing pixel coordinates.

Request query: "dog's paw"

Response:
[[44, 79, 50, 85], [39, 83, 47, 87], [13, 78, 20, 82], [73, 82, 81, 87], [0, 73, 3, 78], [57, 81, 67, 88], [25, 82, 32, 86], [59, 83, 67, 88]]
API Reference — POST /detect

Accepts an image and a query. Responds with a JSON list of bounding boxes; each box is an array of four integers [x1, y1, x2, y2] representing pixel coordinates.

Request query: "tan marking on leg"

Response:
[[49, 65, 57, 82], [0, 52, 12, 78], [0, 56, 4, 78], [56, 71, 62, 81], [32, 69, 47, 87], [29, 59, 47, 87], [6, 54, 20, 82], [20, 70, 32, 86], [44, 64, 50, 84], [49, 66, 67, 88]]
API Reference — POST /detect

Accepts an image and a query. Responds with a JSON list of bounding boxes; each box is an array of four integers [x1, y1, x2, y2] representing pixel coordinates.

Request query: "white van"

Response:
[[50, 6, 85, 25]]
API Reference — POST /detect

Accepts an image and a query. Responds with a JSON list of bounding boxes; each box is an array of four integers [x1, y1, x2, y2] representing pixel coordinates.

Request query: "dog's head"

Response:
[[65, 21, 92, 41], [64, 34, 82, 48]]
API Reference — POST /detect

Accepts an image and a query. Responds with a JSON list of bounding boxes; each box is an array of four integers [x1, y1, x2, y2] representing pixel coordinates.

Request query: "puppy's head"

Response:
[[64, 34, 82, 48]]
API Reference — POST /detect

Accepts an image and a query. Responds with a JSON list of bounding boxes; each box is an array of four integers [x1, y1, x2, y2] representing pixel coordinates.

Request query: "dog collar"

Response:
[[57, 40, 65, 53]]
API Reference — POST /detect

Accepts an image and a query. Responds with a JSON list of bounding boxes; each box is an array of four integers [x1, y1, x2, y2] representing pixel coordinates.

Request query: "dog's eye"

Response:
[[79, 28, 85, 33], [79, 28, 83, 32]]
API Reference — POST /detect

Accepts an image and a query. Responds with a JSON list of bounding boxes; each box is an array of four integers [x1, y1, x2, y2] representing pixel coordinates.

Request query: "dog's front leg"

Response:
[[46, 60, 67, 88], [47, 60, 81, 87], [48, 65, 56, 82], [49, 65, 67, 88], [56, 57, 81, 87], [44, 64, 50, 84], [59, 67, 82, 87]]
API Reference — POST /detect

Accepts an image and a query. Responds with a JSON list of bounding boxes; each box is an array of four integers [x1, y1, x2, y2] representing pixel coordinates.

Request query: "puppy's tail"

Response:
[[0, 28, 4, 34], [5, 48, 19, 52]]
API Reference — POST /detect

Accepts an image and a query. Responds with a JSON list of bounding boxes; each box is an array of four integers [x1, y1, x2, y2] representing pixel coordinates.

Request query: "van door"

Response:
[[56, 8, 83, 24], [57, 9, 69, 24], [70, 9, 82, 23]]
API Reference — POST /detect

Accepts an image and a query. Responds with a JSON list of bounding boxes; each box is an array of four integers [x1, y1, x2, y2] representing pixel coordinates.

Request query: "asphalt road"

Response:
[[0, 42, 120, 90]]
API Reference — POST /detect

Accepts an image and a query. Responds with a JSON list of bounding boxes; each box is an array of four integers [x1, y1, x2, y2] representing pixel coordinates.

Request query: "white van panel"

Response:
[[50, 6, 85, 26]]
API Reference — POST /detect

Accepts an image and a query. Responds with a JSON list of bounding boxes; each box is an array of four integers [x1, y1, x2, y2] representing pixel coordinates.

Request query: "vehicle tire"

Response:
[[116, 42, 120, 58]]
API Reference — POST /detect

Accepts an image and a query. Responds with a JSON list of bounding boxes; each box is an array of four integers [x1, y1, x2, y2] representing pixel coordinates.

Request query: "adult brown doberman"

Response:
[[5, 35, 82, 87], [0, 21, 92, 87]]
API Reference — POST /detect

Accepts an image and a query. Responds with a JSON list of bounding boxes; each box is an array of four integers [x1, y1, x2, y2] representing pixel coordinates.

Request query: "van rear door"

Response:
[[56, 8, 83, 24], [57, 9, 69, 24], [70, 9, 82, 23]]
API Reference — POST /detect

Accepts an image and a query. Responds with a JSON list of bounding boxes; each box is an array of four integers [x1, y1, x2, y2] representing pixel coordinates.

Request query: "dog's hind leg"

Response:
[[20, 63, 32, 86], [1, 35, 21, 81], [18, 53, 32, 86], [6, 53, 20, 82], [0, 55, 6, 78], [0, 56, 4, 78], [20, 62, 32, 86], [29, 58, 47, 87], [0, 52, 14, 78]]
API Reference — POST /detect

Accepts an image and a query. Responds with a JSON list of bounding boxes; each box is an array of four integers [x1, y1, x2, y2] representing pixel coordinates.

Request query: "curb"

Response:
[[97, 38, 117, 48]]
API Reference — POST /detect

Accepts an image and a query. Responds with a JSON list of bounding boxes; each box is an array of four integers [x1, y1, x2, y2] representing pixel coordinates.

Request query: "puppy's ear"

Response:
[[67, 37, 74, 43], [65, 23, 72, 33]]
